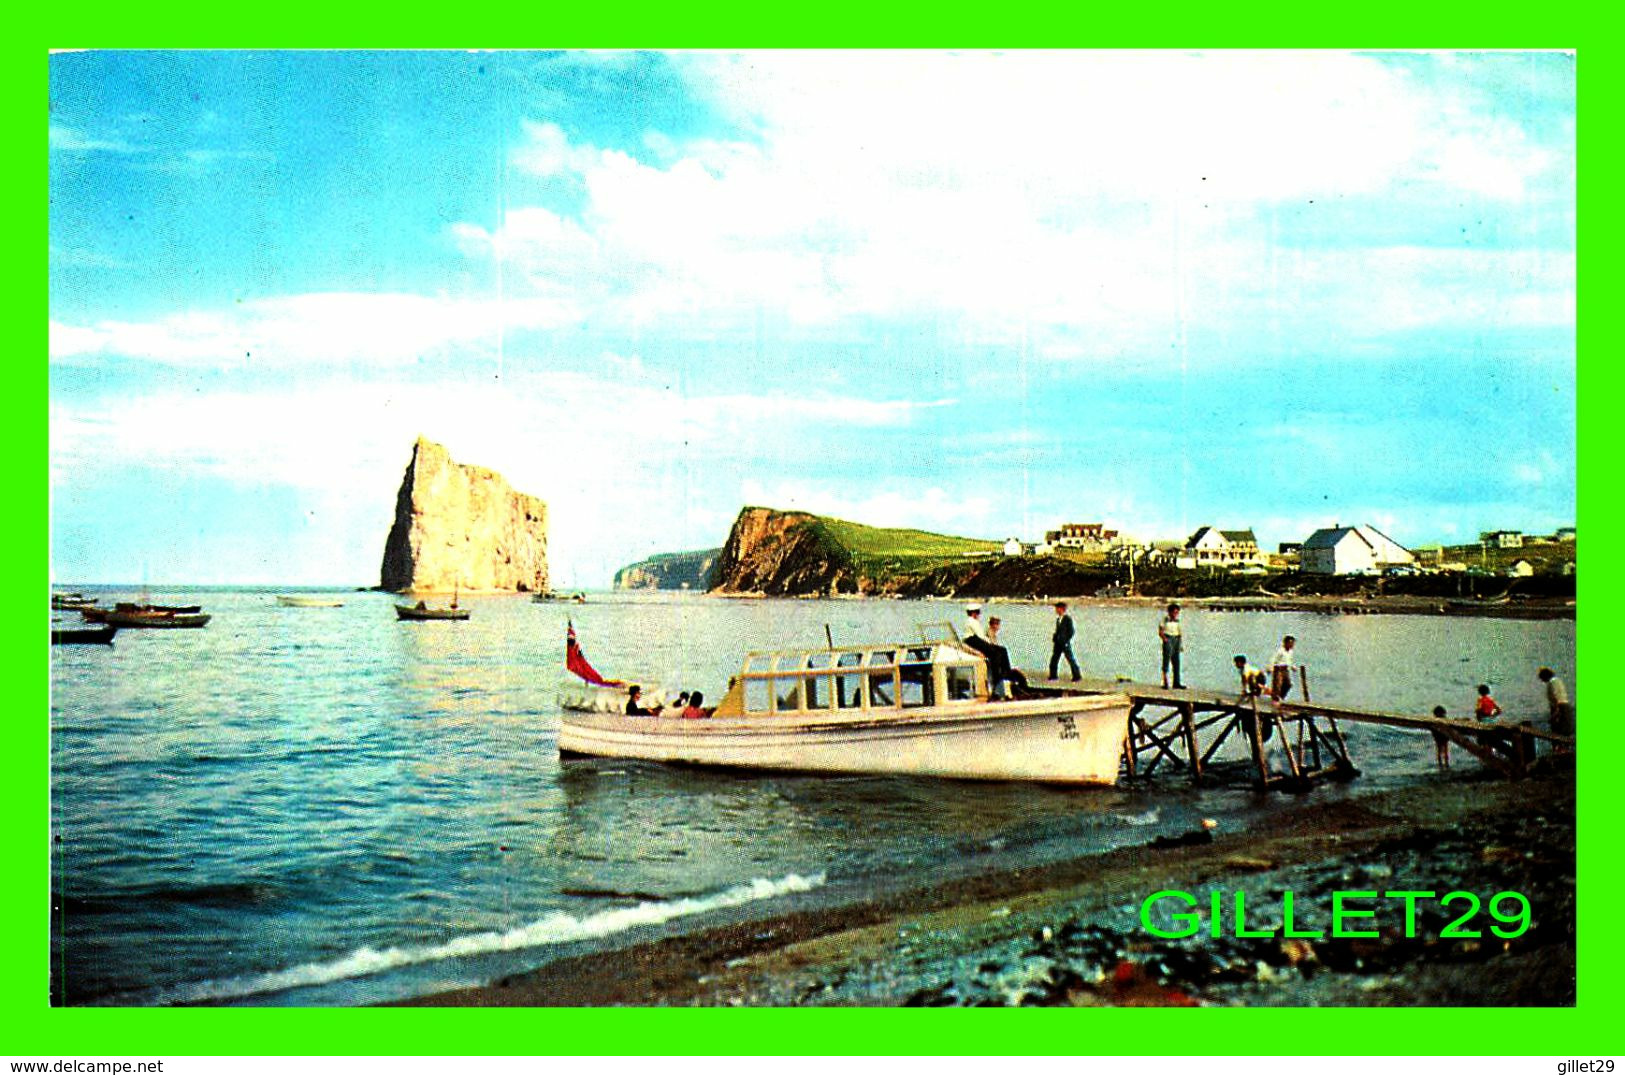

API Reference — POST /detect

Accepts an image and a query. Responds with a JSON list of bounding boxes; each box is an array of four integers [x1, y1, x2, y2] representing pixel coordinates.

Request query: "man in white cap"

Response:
[[962, 603, 1017, 698], [963, 602, 989, 644]]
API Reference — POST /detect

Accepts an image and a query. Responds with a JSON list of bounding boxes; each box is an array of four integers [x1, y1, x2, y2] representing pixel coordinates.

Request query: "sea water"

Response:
[[48, 588, 1575, 1006]]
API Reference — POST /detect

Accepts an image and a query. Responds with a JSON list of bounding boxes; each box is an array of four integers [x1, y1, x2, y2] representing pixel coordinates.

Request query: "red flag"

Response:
[[566, 621, 620, 686]]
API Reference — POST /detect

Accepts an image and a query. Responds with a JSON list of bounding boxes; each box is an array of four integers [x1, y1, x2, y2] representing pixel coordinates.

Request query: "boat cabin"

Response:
[[713, 642, 989, 717]]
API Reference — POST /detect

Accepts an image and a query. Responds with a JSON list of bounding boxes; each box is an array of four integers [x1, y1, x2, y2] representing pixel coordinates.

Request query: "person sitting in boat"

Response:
[[415, 600, 428, 610], [962, 605, 1021, 699], [624, 685, 658, 717], [987, 617, 1029, 698], [681, 691, 710, 720], [662, 690, 691, 717]]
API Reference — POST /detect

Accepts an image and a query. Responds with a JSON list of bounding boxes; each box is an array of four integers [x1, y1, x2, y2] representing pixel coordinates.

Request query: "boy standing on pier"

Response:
[[1269, 636, 1298, 701], [1158, 604, 1184, 689]]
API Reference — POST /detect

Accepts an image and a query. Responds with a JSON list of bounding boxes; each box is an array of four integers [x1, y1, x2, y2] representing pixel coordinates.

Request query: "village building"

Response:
[[1555, 527, 1577, 542], [1044, 523, 1118, 552], [1481, 530, 1525, 549], [1180, 526, 1265, 569], [1301, 525, 1416, 576], [1507, 559, 1535, 578]]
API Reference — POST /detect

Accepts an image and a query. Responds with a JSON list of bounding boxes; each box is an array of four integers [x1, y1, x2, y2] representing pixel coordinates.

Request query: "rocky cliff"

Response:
[[379, 436, 549, 593], [711, 508, 858, 596], [613, 548, 722, 591], [709, 506, 1122, 598]]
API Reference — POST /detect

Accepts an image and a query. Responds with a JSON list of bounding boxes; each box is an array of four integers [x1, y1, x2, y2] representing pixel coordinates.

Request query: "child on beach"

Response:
[[1474, 684, 1502, 722], [1430, 705, 1450, 769]]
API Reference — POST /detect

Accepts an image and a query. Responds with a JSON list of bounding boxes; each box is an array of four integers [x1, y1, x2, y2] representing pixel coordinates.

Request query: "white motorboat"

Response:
[[276, 595, 345, 608], [558, 637, 1131, 785]]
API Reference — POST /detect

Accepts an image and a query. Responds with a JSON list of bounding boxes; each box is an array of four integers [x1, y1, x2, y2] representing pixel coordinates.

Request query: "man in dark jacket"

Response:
[[1049, 601, 1082, 681]]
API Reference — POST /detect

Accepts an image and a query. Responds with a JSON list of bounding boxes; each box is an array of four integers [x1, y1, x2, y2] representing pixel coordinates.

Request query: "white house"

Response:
[[1002, 537, 1024, 557], [1044, 522, 1118, 551], [1481, 530, 1524, 549], [1181, 526, 1265, 569], [1507, 559, 1535, 578], [1301, 525, 1416, 575]]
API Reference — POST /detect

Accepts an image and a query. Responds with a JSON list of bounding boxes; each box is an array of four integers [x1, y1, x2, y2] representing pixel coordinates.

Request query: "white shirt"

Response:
[[964, 614, 988, 641], [1159, 616, 1181, 638], [1547, 677, 1570, 708], [1270, 646, 1296, 669]]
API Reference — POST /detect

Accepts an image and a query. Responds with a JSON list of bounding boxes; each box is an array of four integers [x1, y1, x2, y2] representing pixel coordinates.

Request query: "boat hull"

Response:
[[52, 626, 118, 645], [395, 606, 471, 621], [277, 596, 344, 608], [558, 693, 1131, 785], [104, 611, 211, 628]]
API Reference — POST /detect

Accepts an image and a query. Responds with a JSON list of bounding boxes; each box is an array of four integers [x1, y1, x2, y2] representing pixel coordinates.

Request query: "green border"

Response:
[[24, 20, 1607, 1056]]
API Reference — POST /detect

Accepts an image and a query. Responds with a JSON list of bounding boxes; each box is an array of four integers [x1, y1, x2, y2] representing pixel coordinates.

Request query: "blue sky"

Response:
[[49, 51, 1575, 587]]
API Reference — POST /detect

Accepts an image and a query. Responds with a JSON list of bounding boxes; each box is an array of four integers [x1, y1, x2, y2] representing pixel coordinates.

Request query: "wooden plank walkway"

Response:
[[1019, 671, 1574, 789]]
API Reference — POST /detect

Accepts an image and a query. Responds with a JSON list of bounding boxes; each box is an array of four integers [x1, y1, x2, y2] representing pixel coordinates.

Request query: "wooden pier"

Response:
[[1025, 673, 1575, 793]]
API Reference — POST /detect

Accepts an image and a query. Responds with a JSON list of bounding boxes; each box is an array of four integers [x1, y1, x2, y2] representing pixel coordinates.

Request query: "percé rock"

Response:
[[711, 508, 859, 596], [613, 548, 723, 591], [379, 436, 549, 593]]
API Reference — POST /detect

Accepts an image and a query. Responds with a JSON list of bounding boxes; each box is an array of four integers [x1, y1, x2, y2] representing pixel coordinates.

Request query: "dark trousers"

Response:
[[968, 636, 1026, 693], [1161, 636, 1182, 687], [1050, 641, 1080, 680]]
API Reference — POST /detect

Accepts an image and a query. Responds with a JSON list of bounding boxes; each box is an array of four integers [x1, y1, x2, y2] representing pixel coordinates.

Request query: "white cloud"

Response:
[[49, 123, 139, 154], [50, 358, 947, 584], [451, 51, 1573, 362], [49, 292, 582, 368]]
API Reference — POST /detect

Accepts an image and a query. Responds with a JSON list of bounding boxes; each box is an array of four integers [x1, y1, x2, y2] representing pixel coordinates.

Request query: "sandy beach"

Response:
[[402, 766, 1575, 1007]]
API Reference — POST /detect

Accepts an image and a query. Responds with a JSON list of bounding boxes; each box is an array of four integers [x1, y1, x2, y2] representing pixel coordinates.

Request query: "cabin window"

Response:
[[837, 672, 865, 709], [867, 650, 895, 667], [946, 664, 976, 701], [906, 645, 933, 663], [776, 654, 804, 673], [900, 663, 935, 708], [747, 655, 772, 674], [836, 651, 863, 669], [808, 652, 832, 671], [868, 671, 896, 708], [775, 678, 803, 712], [744, 679, 771, 712], [805, 674, 835, 710]]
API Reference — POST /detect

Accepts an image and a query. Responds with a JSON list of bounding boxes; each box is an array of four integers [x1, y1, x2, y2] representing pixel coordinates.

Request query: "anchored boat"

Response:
[[395, 602, 470, 621], [276, 595, 345, 608], [51, 625, 119, 645], [559, 634, 1132, 785], [103, 607, 211, 628]]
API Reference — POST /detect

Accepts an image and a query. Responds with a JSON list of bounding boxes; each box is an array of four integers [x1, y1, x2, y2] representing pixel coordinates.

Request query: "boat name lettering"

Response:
[[1056, 715, 1078, 740]]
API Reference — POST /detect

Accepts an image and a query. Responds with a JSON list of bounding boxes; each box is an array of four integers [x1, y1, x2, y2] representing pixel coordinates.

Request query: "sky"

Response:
[[48, 50, 1576, 587]]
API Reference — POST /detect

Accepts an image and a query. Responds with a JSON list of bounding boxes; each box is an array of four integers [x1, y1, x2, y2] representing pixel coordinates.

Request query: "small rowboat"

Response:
[[395, 604, 470, 621], [52, 593, 99, 611], [276, 595, 345, 608], [52, 625, 118, 645], [104, 608, 211, 629]]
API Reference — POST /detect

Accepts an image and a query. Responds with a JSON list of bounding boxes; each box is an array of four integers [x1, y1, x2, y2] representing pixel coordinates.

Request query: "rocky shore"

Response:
[[401, 770, 1574, 1007]]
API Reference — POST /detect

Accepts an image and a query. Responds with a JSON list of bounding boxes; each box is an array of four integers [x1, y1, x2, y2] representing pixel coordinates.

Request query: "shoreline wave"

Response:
[[105, 872, 827, 1007]]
